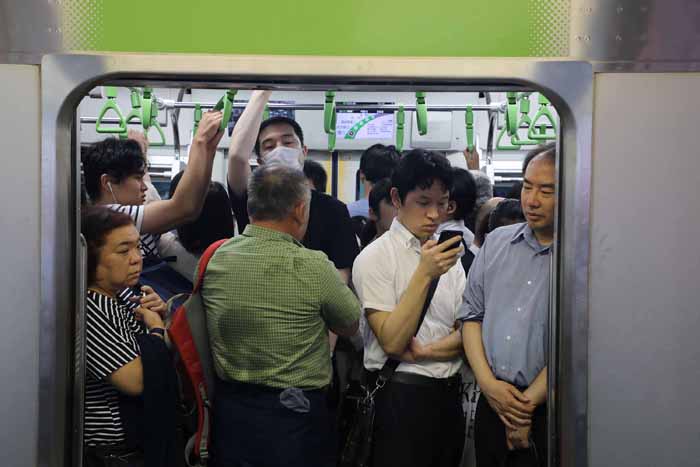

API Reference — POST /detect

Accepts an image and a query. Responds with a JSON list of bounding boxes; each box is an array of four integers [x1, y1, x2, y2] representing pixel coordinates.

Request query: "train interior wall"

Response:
[[589, 73, 700, 467], [0, 64, 41, 467], [7, 67, 700, 467]]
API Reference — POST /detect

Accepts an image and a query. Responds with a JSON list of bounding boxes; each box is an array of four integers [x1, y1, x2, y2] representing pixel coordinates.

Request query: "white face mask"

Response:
[[263, 146, 304, 170]]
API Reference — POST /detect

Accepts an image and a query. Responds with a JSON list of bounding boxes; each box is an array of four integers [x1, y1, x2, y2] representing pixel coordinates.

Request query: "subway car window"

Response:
[[76, 86, 559, 467]]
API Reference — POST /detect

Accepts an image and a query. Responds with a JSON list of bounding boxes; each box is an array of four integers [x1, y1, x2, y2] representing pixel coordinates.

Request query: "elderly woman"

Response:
[[81, 206, 174, 467]]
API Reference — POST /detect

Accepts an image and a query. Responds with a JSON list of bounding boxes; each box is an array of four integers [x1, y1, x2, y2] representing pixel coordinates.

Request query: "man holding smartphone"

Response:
[[352, 149, 467, 467]]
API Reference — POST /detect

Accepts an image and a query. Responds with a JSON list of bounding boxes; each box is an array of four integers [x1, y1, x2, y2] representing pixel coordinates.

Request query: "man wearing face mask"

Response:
[[227, 91, 359, 283]]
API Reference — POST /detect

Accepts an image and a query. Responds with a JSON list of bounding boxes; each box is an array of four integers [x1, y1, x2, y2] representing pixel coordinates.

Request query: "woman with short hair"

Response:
[[81, 206, 171, 467]]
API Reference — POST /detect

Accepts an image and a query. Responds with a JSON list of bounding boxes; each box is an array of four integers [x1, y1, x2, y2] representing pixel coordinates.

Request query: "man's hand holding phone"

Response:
[[418, 230, 463, 279]]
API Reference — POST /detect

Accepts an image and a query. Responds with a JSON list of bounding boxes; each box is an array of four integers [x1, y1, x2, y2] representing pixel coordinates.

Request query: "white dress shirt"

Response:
[[352, 219, 466, 379]]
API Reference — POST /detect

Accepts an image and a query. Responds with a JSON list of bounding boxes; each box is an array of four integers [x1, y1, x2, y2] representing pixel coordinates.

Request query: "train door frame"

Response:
[[39, 54, 592, 467]]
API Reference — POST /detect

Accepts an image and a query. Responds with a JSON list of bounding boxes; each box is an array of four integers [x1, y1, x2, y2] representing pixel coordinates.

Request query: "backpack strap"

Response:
[[193, 239, 228, 293]]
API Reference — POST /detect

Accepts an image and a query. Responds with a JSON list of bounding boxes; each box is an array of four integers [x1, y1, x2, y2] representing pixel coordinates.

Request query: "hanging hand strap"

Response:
[[95, 86, 127, 134], [395, 105, 405, 152], [415, 91, 428, 136], [465, 105, 475, 152]]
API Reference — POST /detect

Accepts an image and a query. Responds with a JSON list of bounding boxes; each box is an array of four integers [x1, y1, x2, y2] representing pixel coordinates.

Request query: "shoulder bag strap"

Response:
[[377, 277, 440, 382], [192, 239, 229, 293]]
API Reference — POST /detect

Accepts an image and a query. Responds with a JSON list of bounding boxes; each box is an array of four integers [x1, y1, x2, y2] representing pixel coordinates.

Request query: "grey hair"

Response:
[[471, 171, 494, 210], [247, 165, 311, 221]]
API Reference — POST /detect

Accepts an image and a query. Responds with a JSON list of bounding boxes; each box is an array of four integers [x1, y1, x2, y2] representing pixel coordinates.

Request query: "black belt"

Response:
[[366, 370, 461, 388]]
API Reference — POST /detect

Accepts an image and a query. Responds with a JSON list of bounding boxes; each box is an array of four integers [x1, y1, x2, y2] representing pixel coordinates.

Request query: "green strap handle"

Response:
[[95, 86, 127, 134], [327, 109, 337, 152], [415, 91, 428, 135], [465, 105, 475, 152], [395, 105, 405, 152], [509, 94, 539, 147], [124, 89, 142, 124], [323, 91, 336, 134], [527, 94, 557, 141], [263, 104, 270, 121], [505, 91, 518, 137], [193, 104, 202, 136], [496, 124, 520, 151], [214, 89, 237, 132], [141, 87, 156, 130], [146, 117, 166, 147]]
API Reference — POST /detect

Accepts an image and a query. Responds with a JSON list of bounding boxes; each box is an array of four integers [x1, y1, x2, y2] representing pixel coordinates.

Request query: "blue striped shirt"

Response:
[[457, 222, 550, 387]]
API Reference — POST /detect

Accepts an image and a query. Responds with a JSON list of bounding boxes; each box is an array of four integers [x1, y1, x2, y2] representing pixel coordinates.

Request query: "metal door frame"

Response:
[[40, 53, 592, 467]]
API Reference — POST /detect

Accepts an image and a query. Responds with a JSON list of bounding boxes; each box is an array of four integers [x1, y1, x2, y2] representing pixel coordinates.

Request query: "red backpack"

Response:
[[168, 239, 227, 466]]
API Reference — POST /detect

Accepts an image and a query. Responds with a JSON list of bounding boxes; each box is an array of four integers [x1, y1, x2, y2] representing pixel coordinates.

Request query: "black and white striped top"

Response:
[[84, 290, 146, 447], [107, 204, 160, 258]]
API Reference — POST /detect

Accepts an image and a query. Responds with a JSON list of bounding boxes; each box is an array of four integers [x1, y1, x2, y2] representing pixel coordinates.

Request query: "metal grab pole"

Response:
[[159, 100, 506, 112], [82, 102, 506, 124]]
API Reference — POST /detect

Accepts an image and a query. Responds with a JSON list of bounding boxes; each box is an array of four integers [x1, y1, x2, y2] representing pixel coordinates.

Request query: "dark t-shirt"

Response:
[[228, 184, 360, 269]]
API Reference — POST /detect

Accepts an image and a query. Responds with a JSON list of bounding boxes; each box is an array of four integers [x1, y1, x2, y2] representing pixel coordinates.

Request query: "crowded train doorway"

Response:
[[40, 54, 592, 467]]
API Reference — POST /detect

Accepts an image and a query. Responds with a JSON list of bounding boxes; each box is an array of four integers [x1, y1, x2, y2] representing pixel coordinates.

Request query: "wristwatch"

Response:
[[149, 327, 166, 338]]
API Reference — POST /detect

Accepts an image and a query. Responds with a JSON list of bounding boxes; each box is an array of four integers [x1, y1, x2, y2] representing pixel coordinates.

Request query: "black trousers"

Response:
[[210, 380, 336, 467], [474, 392, 547, 467], [370, 373, 465, 467]]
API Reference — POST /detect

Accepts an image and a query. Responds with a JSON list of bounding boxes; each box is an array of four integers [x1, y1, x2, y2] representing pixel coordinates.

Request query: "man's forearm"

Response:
[[171, 140, 215, 219], [524, 367, 547, 406], [462, 321, 497, 388], [227, 90, 270, 194], [422, 329, 463, 361], [372, 269, 432, 356]]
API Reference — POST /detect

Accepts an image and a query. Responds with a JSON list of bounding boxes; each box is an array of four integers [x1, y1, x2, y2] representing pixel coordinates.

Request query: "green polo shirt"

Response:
[[202, 224, 360, 389]]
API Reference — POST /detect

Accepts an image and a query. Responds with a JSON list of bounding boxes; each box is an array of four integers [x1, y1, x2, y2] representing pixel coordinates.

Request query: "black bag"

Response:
[[138, 255, 193, 310], [338, 279, 440, 467]]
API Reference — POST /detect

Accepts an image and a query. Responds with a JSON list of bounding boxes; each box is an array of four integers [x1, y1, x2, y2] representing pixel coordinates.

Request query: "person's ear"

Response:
[[447, 200, 457, 216], [100, 174, 114, 193], [368, 207, 378, 222], [301, 145, 308, 158], [390, 187, 402, 210], [292, 201, 307, 225]]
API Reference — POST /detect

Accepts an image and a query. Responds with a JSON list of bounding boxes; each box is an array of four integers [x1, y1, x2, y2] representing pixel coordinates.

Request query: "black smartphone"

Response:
[[438, 230, 463, 248]]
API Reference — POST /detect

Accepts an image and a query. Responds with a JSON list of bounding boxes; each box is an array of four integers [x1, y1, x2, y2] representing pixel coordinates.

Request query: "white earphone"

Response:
[[106, 181, 118, 204]]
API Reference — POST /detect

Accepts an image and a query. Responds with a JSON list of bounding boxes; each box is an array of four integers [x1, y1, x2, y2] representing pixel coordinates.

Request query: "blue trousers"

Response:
[[211, 380, 336, 467]]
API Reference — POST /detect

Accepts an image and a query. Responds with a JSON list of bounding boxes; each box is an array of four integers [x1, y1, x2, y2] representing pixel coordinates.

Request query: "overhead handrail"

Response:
[[323, 91, 336, 134], [465, 105, 475, 152], [509, 94, 539, 147], [527, 94, 557, 141], [156, 100, 504, 112], [95, 86, 126, 134], [213, 89, 237, 132], [395, 105, 405, 152], [415, 91, 428, 135], [504, 92, 518, 137]]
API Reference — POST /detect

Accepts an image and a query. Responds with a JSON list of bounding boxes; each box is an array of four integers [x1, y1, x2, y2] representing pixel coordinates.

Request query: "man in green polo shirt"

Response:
[[202, 164, 360, 467]]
